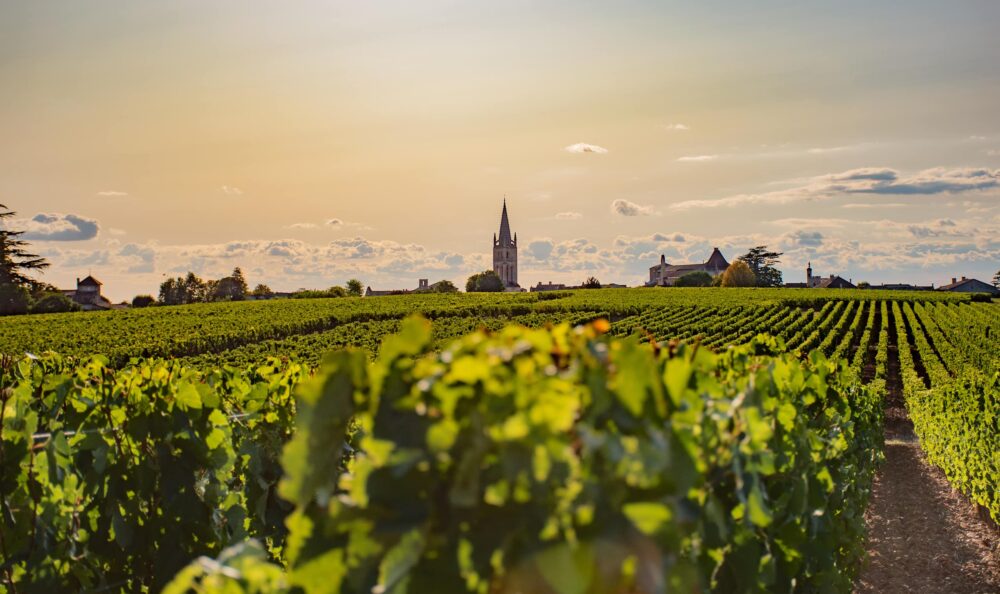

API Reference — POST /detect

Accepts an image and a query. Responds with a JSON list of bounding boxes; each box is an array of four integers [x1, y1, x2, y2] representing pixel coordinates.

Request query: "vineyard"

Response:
[[0, 288, 997, 592]]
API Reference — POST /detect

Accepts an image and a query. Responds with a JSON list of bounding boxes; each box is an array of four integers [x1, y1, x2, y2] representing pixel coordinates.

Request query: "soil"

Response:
[[855, 319, 1000, 593]]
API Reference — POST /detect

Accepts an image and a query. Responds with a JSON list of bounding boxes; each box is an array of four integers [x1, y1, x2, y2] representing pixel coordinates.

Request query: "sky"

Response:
[[2, 0, 998, 301]]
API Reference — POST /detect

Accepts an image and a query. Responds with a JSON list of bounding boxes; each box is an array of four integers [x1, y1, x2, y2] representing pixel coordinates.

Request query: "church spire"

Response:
[[497, 197, 513, 247]]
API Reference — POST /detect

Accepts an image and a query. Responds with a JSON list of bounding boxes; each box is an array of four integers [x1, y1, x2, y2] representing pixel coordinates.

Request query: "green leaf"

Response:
[[374, 529, 426, 594], [747, 481, 773, 528], [623, 502, 673, 535], [175, 381, 202, 410]]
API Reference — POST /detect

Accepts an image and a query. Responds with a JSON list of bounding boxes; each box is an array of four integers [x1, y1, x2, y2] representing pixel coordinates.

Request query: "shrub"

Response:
[[674, 271, 713, 287], [466, 270, 505, 292], [31, 292, 80, 314], [132, 294, 156, 308]]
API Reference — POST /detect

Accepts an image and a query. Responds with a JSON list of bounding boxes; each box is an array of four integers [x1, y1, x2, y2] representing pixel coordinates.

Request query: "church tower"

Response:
[[492, 199, 519, 289]]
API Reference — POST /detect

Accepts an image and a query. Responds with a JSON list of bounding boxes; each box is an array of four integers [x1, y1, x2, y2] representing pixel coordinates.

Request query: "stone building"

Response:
[[60, 275, 114, 311], [492, 199, 520, 291], [647, 248, 729, 286], [938, 276, 999, 296]]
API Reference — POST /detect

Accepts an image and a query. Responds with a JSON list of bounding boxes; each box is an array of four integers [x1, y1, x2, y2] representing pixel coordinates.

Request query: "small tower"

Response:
[[492, 198, 519, 289], [806, 262, 813, 288]]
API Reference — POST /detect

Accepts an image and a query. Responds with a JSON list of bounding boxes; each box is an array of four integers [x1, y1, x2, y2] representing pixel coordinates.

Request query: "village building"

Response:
[[60, 275, 114, 311], [530, 282, 567, 292], [868, 283, 935, 291], [492, 199, 521, 291], [646, 248, 729, 286], [529, 281, 627, 292], [937, 276, 999, 296], [787, 262, 856, 289], [364, 279, 429, 297]]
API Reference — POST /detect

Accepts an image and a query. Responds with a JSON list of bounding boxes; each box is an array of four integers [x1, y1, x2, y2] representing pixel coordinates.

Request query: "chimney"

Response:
[[76, 277, 80, 285], [952, 277, 957, 284], [961, 276, 967, 281], [660, 254, 665, 265], [829, 274, 835, 280]]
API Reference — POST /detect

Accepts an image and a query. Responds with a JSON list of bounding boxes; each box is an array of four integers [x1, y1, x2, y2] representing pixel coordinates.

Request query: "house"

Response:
[[800, 262, 856, 289], [530, 282, 568, 292], [364, 279, 428, 297], [61, 276, 114, 311], [647, 248, 729, 286], [815, 275, 856, 289], [937, 277, 999, 296], [868, 283, 935, 291], [530, 281, 628, 292]]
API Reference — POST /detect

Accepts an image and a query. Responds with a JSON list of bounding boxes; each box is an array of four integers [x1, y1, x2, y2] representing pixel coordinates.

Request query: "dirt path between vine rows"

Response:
[[854, 338, 1000, 594]]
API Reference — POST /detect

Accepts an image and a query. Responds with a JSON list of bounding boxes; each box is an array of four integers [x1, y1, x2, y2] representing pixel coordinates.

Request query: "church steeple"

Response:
[[492, 197, 519, 289], [497, 198, 514, 247]]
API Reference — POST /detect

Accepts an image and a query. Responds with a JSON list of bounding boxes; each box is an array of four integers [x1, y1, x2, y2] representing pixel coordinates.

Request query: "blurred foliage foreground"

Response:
[[1, 318, 883, 593]]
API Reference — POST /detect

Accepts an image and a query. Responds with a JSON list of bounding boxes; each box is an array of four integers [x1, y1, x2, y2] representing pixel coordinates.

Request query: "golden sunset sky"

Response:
[[2, 1, 999, 299]]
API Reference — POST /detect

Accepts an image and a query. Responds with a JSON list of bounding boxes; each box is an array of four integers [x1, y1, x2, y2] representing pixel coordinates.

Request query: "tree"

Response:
[[345, 279, 364, 297], [160, 272, 207, 305], [0, 203, 50, 286], [184, 272, 207, 303], [738, 246, 783, 287], [721, 260, 756, 287], [674, 271, 713, 287], [431, 280, 458, 293], [857, 281, 871, 289], [252, 284, 274, 298], [132, 294, 156, 308], [231, 267, 249, 299], [466, 270, 504, 292], [209, 268, 249, 301], [993, 269, 1000, 288], [0, 283, 32, 315], [581, 277, 602, 289], [31, 292, 80, 314]]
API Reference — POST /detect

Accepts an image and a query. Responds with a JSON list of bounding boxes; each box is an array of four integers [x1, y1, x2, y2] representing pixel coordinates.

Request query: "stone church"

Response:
[[492, 199, 521, 291]]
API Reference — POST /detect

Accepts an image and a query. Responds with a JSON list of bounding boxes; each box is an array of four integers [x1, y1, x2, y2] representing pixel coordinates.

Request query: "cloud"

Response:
[[526, 239, 555, 261], [664, 123, 690, 131], [564, 143, 608, 154], [676, 155, 717, 163], [119, 243, 155, 273], [860, 168, 999, 195], [96, 190, 128, 197], [785, 231, 824, 247], [554, 211, 583, 220], [285, 218, 369, 231], [220, 185, 243, 195], [841, 202, 908, 209], [611, 199, 654, 216], [770, 218, 850, 228], [21, 213, 99, 241], [671, 166, 1000, 210]]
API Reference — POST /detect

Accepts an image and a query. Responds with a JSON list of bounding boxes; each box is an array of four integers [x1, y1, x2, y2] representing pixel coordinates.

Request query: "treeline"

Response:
[[158, 268, 255, 305], [156, 270, 372, 306]]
